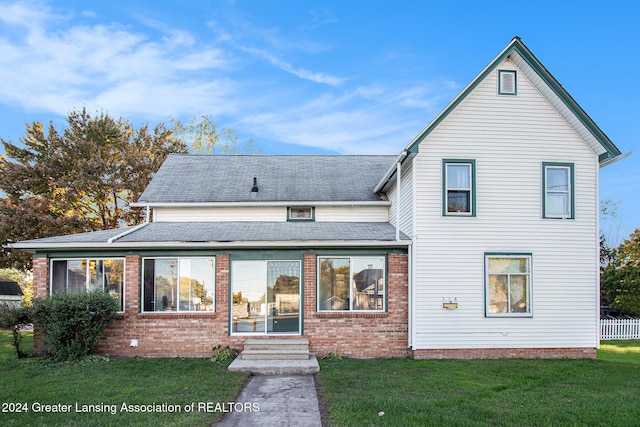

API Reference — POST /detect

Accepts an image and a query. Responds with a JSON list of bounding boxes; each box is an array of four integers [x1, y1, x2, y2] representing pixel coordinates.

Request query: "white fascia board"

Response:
[[130, 200, 391, 208], [10, 239, 412, 251]]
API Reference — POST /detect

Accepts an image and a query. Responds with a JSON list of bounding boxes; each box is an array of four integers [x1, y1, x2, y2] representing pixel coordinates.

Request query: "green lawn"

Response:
[[3, 331, 639, 427], [0, 330, 249, 427], [318, 341, 640, 427]]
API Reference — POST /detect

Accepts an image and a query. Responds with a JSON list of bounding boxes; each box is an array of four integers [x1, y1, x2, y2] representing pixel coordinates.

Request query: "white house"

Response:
[[13, 37, 623, 359]]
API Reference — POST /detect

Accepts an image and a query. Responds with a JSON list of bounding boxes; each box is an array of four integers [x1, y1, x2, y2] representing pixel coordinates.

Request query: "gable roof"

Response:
[[134, 154, 396, 206], [405, 36, 622, 164], [0, 280, 22, 296]]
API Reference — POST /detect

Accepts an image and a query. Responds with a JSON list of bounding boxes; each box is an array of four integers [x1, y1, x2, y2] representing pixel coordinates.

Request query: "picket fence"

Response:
[[600, 318, 640, 340]]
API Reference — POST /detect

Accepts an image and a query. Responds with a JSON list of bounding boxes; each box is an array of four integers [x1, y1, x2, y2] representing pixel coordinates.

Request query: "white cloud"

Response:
[[0, 1, 234, 119]]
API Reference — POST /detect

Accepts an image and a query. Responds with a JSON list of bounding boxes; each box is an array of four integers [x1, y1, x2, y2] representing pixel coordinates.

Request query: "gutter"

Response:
[[374, 150, 409, 194], [599, 151, 632, 168]]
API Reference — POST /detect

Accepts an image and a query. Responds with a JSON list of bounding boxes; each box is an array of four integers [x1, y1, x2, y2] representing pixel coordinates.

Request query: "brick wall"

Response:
[[96, 255, 245, 358], [302, 253, 410, 358], [31, 257, 48, 353]]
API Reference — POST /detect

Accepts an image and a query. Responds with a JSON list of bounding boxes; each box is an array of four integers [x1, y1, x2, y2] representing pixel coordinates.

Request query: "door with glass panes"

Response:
[[230, 260, 301, 334]]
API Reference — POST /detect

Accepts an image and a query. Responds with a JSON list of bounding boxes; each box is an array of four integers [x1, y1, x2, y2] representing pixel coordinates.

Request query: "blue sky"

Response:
[[0, 0, 637, 241]]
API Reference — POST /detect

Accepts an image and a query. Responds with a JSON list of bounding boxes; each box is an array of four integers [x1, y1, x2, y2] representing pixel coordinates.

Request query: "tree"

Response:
[[0, 108, 188, 269], [170, 115, 260, 154], [601, 228, 640, 316]]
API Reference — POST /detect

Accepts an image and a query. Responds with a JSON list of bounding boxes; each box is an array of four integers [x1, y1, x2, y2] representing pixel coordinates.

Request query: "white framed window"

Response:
[[498, 70, 517, 95], [485, 254, 532, 317], [443, 159, 475, 216], [317, 256, 385, 312], [50, 258, 125, 311], [543, 163, 574, 219], [142, 257, 215, 312], [288, 207, 314, 221]]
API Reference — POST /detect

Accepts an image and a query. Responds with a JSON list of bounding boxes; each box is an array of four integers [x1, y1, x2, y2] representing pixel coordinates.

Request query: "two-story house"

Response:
[[13, 37, 623, 359]]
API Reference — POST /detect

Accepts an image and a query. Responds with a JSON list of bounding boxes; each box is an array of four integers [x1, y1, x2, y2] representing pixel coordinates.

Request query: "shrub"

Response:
[[32, 292, 119, 361], [210, 344, 239, 363], [0, 303, 32, 358]]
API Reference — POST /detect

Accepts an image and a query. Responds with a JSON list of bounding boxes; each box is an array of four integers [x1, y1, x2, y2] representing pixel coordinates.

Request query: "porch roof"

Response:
[[11, 221, 411, 250]]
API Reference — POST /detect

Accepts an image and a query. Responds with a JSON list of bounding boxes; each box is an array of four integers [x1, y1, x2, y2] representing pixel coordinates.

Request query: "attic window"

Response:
[[498, 70, 517, 95], [288, 207, 314, 221]]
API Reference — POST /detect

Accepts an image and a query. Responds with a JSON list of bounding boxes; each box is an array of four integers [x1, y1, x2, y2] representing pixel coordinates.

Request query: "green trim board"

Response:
[[442, 159, 476, 217], [542, 162, 575, 219], [406, 37, 621, 162]]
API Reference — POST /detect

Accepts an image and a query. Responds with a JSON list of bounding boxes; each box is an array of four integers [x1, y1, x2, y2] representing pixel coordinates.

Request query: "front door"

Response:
[[230, 260, 301, 335]]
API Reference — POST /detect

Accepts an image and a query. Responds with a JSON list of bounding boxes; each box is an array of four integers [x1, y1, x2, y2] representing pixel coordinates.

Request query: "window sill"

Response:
[[315, 312, 387, 319], [137, 312, 217, 320]]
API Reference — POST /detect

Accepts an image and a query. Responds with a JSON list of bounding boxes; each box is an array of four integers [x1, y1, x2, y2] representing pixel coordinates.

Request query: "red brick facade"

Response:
[[31, 252, 595, 359]]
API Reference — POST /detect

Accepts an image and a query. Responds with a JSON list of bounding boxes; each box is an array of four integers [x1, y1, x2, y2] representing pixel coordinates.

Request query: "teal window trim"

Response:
[[317, 255, 387, 313], [484, 252, 533, 318], [287, 207, 315, 222], [498, 69, 517, 95], [442, 159, 476, 217], [542, 162, 575, 219]]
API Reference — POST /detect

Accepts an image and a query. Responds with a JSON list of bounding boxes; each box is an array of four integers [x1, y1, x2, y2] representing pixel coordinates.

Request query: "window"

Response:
[[443, 159, 476, 216], [288, 207, 314, 221], [50, 259, 125, 310], [498, 70, 517, 95], [318, 256, 385, 311], [543, 162, 574, 219], [485, 254, 532, 316], [142, 257, 215, 312]]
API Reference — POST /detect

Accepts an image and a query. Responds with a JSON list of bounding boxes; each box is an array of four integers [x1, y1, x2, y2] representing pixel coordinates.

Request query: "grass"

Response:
[[3, 331, 639, 426], [0, 330, 249, 427], [318, 341, 640, 427]]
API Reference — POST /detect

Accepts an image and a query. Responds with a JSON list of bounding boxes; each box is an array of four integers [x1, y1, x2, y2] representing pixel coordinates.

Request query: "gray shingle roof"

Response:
[[14, 222, 409, 248], [136, 154, 396, 204]]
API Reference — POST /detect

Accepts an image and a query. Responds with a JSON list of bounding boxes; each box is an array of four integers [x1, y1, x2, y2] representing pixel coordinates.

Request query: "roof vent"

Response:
[[251, 177, 259, 192]]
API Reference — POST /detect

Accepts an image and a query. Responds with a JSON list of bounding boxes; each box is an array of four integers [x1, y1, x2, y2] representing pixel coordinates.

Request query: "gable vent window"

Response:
[[288, 207, 314, 221], [498, 70, 517, 95]]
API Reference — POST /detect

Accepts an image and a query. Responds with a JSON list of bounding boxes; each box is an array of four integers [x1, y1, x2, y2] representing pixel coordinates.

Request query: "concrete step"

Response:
[[228, 354, 320, 375], [242, 349, 310, 360], [243, 338, 309, 351]]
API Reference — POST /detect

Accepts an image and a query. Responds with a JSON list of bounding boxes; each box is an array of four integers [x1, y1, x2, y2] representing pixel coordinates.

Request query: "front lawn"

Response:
[[318, 341, 640, 426], [0, 330, 249, 427]]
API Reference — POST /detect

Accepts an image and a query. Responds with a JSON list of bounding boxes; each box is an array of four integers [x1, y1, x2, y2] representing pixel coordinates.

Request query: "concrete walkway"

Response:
[[215, 375, 322, 427]]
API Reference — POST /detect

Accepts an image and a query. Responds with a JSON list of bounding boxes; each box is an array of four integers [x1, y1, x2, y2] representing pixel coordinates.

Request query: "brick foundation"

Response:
[[411, 347, 596, 359]]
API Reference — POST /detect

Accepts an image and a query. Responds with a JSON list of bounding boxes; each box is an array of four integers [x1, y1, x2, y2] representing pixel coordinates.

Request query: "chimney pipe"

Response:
[[251, 177, 259, 192]]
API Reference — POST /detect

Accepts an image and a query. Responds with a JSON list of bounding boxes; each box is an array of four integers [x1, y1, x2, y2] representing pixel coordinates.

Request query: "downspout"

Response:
[[396, 160, 402, 241], [107, 206, 151, 244]]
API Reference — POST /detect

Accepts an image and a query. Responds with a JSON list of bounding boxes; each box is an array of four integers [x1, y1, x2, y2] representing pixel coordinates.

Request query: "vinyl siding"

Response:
[[412, 58, 599, 350], [153, 206, 389, 222], [387, 160, 414, 236]]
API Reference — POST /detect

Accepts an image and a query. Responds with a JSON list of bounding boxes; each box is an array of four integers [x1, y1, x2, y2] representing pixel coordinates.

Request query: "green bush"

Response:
[[0, 303, 32, 358], [32, 292, 119, 361]]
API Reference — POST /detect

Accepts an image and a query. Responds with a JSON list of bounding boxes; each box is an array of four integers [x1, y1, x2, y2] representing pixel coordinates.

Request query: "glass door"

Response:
[[231, 260, 301, 335]]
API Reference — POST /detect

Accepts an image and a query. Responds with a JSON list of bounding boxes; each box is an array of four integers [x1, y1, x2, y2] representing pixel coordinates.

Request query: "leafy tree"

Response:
[[0, 108, 188, 269], [171, 115, 260, 154], [601, 228, 640, 316]]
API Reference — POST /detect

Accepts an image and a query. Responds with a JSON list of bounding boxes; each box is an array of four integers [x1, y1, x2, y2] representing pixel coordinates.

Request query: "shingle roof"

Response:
[[136, 155, 396, 204], [13, 222, 409, 249], [0, 280, 23, 296]]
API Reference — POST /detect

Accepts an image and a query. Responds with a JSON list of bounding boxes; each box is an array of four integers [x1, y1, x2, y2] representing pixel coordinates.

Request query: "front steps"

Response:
[[228, 338, 320, 375]]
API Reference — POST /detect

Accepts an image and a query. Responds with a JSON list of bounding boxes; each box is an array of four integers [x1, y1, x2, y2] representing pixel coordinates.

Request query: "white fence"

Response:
[[600, 318, 640, 340]]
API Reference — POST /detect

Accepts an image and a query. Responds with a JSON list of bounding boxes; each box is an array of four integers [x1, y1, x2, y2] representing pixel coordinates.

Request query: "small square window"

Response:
[[288, 207, 314, 221], [498, 70, 517, 95]]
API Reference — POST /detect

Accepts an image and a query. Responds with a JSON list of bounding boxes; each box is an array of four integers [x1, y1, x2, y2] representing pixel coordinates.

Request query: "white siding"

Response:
[[412, 58, 599, 350], [387, 160, 414, 236], [154, 207, 286, 222], [153, 206, 389, 222]]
